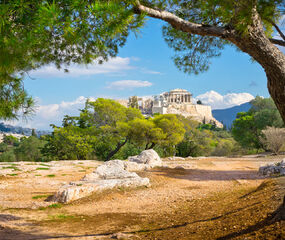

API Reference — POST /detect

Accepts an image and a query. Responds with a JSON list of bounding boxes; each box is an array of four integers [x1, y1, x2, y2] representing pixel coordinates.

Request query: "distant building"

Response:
[[152, 89, 222, 127], [116, 89, 223, 127]]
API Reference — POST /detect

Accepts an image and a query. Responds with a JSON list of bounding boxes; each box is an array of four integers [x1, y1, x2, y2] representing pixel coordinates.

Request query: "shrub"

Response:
[[0, 150, 16, 162], [260, 127, 285, 154]]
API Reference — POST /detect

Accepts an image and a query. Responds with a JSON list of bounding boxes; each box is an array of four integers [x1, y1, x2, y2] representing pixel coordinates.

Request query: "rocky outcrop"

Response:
[[52, 150, 162, 203], [259, 159, 285, 176]]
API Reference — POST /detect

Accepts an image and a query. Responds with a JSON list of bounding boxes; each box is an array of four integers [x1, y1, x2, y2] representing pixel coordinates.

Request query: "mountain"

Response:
[[0, 122, 50, 136], [212, 102, 251, 128]]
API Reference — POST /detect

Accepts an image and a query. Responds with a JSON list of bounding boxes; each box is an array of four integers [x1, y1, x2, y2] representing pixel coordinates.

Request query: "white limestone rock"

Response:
[[52, 159, 150, 203], [129, 149, 162, 167], [82, 160, 137, 181], [52, 182, 98, 203], [123, 161, 151, 171]]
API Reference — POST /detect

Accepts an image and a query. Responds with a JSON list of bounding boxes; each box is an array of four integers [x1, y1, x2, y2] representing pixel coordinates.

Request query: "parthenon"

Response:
[[152, 89, 223, 128], [161, 89, 192, 103], [118, 88, 223, 128]]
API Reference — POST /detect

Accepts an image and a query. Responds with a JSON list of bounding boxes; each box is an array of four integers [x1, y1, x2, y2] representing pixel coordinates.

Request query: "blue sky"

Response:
[[25, 18, 269, 103], [13, 18, 277, 130]]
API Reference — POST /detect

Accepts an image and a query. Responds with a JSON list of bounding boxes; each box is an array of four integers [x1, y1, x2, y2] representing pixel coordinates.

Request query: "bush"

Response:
[[260, 127, 285, 154], [15, 136, 46, 161], [0, 150, 16, 162]]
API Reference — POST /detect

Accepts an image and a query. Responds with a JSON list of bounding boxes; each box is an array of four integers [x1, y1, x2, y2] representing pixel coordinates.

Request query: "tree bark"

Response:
[[106, 138, 128, 161], [231, 9, 285, 123]]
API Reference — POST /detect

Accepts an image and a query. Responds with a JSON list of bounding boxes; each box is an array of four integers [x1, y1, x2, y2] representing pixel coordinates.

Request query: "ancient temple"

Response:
[[117, 88, 223, 128], [152, 89, 223, 128], [162, 89, 192, 103]]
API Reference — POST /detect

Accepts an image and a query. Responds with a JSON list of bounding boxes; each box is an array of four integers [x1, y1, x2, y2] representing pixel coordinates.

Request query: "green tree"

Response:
[[127, 118, 165, 150], [31, 129, 37, 137], [232, 112, 261, 149], [85, 98, 144, 160], [152, 114, 185, 156], [14, 136, 46, 161], [42, 126, 97, 160], [3, 135, 19, 146], [232, 97, 285, 149], [0, 150, 16, 162], [1, 1, 285, 123]]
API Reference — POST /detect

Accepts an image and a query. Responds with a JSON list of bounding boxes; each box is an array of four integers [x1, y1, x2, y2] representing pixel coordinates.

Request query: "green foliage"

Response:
[[0, 142, 8, 152], [14, 136, 46, 161], [42, 125, 97, 160], [232, 97, 284, 150], [127, 118, 164, 149], [162, 0, 283, 74], [211, 139, 242, 156], [113, 142, 142, 160], [2, 135, 19, 146], [32, 194, 50, 199], [232, 112, 261, 149], [176, 115, 240, 157], [0, 149, 16, 162], [0, 0, 144, 119]]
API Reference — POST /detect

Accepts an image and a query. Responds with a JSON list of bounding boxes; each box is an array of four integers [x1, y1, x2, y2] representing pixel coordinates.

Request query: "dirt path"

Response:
[[0, 157, 284, 239]]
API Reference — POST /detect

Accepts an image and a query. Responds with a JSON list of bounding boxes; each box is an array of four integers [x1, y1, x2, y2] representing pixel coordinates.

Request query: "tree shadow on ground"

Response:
[[216, 198, 285, 240], [0, 225, 116, 240], [0, 214, 21, 222], [150, 167, 265, 181]]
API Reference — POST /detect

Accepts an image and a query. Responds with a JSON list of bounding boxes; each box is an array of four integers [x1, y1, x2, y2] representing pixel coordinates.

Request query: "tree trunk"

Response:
[[145, 142, 155, 150], [231, 9, 285, 123], [106, 138, 128, 161]]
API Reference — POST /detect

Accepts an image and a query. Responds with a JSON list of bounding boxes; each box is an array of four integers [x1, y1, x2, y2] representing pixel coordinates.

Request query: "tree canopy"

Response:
[[0, 0, 284, 121]]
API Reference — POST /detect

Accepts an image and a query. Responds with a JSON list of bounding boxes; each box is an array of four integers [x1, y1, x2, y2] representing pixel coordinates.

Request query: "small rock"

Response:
[[175, 166, 185, 170], [259, 160, 285, 176], [111, 232, 132, 239]]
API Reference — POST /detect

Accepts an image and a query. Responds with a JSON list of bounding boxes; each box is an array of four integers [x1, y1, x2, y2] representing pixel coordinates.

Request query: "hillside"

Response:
[[212, 102, 251, 128], [0, 122, 50, 136]]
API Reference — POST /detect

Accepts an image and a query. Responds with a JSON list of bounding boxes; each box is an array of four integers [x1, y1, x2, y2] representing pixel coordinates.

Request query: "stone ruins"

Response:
[[118, 88, 223, 127]]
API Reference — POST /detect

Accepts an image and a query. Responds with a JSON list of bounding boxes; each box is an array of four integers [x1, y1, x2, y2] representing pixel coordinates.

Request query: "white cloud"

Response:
[[30, 57, 162, 78], [140, 68, 162, 75], [6, 96, 93, 130], [107, 80, 153, 90], [194, 91, 254, 109], [30, 57, 134, 78]]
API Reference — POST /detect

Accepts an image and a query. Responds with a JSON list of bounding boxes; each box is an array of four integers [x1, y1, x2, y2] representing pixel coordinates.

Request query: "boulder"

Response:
[[52, 177, 150, 203], [123, 161, 151, 171], [82, 160, 137, 181], [129, 149, 162, 167], [52, 159, 150, 203]]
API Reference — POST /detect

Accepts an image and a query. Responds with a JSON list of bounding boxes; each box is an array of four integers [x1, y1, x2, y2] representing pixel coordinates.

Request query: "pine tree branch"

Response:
[[269, 38, 285, 47], [134, 2, 233, 40], [269, 20, 285, 41]]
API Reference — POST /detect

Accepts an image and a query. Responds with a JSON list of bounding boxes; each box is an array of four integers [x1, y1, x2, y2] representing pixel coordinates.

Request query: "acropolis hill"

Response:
[[117, 89, 223, 128]]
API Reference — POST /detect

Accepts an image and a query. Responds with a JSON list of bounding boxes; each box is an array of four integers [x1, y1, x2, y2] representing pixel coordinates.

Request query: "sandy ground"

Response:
[[0, 156, 284, 240]]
